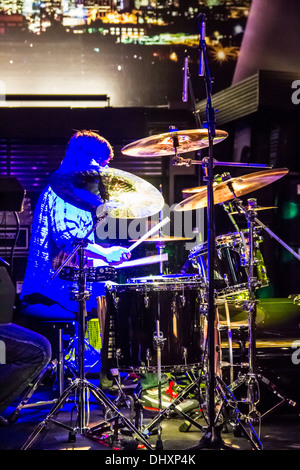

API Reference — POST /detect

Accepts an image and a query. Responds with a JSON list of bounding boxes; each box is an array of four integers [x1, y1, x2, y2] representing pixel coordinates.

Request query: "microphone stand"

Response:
[[196, 15, 221, 449], [183, 14, 269, 450]]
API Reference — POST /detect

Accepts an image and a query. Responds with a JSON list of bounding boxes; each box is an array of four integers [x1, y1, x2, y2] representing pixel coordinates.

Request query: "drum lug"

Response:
[[223, 273, 229, 287], [146, 348, 152, 368], [144, 294, 150, 308], [113, 295, 120, 308], [181, 347, 188, 366]]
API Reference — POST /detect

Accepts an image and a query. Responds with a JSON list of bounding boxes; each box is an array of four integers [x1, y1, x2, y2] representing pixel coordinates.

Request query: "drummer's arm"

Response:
[[50, 197, 130, 265], [85, 243, 131, 265]]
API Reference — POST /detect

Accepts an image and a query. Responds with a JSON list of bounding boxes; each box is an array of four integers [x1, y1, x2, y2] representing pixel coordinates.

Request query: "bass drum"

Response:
[[105, 275, 206, 372]]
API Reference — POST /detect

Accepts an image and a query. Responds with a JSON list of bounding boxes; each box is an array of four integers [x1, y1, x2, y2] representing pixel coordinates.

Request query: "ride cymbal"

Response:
[[175, 168, 289, 211], [49, 167, 164, 218], [121, 129, 228, 157]]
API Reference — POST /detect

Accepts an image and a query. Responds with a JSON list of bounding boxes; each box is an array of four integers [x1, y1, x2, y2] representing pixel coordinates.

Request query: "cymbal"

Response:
[[49, 167, 164, 218], [175, 168, 288, 211], [230, 206, 277, 215], [121, 129, 228, 157], [130, 234, 193, 242]]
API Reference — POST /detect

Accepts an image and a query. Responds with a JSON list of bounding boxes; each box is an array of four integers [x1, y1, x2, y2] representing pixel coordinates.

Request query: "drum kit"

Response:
[[21, 16, 300, 450], [21, 121, 300, 451]]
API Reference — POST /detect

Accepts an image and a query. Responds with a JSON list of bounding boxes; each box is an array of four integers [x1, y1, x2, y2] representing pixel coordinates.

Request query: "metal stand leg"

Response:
[[228, 198, 300, 427], [9, 361, 59, 423], [10, 327, 78, 423], [21, 242, 153, 451], [152, 291, 166, 450]]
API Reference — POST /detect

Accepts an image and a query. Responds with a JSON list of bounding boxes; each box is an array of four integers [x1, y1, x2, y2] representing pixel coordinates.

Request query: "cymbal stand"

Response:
[[141, 360, 263, 450], [227, 196, 300, 426], [152, 314, 166, 450], [21, 217, 153, 450], [157, 184, 165, 276]]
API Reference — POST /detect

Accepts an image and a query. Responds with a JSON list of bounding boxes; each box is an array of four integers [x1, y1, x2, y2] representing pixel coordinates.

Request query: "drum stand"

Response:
[[163, 15, 265, 450], [152, 311, 165, 450], [225, 196, 300, 427], [141, 355, 263, 450], [21, 222, 153, 451]]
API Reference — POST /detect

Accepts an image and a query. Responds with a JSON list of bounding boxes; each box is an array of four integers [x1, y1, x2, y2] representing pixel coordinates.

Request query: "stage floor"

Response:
[[1, 396, 300, 452], [1, 355, 300, 454]]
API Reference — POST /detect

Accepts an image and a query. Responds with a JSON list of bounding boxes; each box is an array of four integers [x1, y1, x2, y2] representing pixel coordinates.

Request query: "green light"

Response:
[[281, 250, 295, 263], [282, 202, 298, 220], [257, 285, 275, 299]]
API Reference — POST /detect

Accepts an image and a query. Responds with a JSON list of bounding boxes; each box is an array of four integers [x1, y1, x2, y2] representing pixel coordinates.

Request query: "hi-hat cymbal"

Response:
[[49, 167, 164, 218], [121, 129, 228, 157], [130, 234, 193, 242], [175, 168, 289, 211]]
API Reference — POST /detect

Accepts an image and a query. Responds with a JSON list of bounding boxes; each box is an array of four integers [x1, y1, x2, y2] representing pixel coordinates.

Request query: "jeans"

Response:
[[0, 323, 52, 415]]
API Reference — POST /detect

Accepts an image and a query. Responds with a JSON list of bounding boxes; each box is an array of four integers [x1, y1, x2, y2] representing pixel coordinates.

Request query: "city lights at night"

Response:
[[1, 0, 300, 454], [0, 1, 251, 105]]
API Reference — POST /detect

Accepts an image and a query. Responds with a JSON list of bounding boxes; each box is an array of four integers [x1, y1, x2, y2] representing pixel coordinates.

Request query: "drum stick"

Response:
[[115, 253, 168, 269], [128, 216, 170, 252], [93, 253, 168, 269]]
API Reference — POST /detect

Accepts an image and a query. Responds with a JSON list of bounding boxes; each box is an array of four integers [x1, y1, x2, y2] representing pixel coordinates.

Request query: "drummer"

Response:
[[21, 130, 131, 321], [19, 130, 183, 399]]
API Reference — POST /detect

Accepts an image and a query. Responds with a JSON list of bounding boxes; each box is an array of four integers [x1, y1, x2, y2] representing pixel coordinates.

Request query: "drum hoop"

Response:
[[189, 229, 264, 260], [109, 279, 204, 293]]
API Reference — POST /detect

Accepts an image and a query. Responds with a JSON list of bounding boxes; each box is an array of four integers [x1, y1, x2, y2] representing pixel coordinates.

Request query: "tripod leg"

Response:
[[9, 360, 58, 423], [21, 380, 80, 450], [258, 373, 300, 419], [141, 375, 205, 436], [216, 376, 263, 450], [87, 381, 153, 450]]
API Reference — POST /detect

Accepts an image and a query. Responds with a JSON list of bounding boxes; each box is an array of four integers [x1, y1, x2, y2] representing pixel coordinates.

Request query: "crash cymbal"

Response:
[[121, 129, 228, 157], [49, 167, 164, 218], [230, 206, 277, 215], [130, 234, 193, 242], [175, 168, 288, 211]]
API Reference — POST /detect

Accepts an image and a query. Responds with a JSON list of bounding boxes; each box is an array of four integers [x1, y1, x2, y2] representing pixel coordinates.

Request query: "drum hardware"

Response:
[[146, 349, 152, 368], [153, 313, 165, 450], [182, 347, 188, 366], [290, 294, 300, 305], [144, 293, 150, 308], [140, 364, 262, 450], [58, 265, 117, 283], [180, 293, 186, 307], [22, 240, 153, 450], [22, 181, 173, 450], [118, 25, 285, 448], [220, 195, 300, 428], [169, 89, 282, 449]]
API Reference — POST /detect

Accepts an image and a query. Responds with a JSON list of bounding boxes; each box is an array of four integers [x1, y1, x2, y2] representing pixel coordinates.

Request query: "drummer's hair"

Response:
[[64, 130, 114, 167]]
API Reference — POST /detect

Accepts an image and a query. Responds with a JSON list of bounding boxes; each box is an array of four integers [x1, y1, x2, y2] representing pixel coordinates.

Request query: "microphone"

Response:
[[198, 13, 206, 77], [182, 50, 188, 102]]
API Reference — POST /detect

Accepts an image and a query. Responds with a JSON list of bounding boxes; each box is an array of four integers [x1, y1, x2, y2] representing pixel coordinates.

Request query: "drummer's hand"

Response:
[[105, 246, 131, 265]]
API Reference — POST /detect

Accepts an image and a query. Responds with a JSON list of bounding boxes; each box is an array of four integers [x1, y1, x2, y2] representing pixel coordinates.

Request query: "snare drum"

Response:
[[189, 231, 268, 297], [105, 275, 206, 372]]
